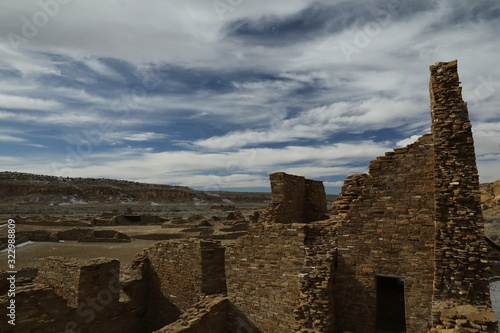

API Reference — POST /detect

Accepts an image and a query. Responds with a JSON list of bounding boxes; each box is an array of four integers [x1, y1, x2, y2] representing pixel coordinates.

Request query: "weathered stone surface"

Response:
[[430, 60, 491, 314], [154, 295, 228, 333], [2, 61, 496, 333], [259, 172, 327, 224], [130, 239, 226, 311]]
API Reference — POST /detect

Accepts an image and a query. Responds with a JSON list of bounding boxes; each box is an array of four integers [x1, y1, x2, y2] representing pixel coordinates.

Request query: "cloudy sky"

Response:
[[0, 0, 499, 193]]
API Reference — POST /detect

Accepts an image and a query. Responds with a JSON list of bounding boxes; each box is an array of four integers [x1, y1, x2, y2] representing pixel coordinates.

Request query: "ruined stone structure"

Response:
[[0, 61, 497, 333]]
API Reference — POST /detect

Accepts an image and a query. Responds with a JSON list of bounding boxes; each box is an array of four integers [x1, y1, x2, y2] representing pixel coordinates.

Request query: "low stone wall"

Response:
[[154, 295, 228, 333], [36, 257, 83, 307], [0, 284, 70, 333], [0, 257, 144, 333], [131, 239, 226, 311], [429, 304, 498, 332]]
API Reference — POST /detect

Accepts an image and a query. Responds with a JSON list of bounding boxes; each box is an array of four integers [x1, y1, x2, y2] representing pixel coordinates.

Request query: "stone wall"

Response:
[[0, 284, 70, 333], [296, 220, 338, 332], [1, 257, 146, 333], [260, 172, 327, 224], [154, 295, 228, 333], [330, 173, 368, 217], [132, 239, 226, 311], [429, 60, 492, 313], [334, 133, 437, 333], [36, 257, 84, 307], [304, 179, 328, 222], [226, 220, 337, 333], [429, 305, 497, 332], [226, 223, 307, 332]]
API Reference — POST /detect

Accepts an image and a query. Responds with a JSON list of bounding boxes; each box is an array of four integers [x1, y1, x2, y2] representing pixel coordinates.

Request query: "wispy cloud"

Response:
[[0, 94, 62, 110], [0, 134, 26, 143], [0, 0, 498, 192]]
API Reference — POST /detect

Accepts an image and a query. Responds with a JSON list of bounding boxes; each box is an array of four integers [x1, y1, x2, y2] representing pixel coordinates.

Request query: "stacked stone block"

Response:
[[260, 172, 327, 224], [36, 257, 120, 308], [430, 305, 497, 332], [36, 257, 82, 307], [226, 223, 307, 332], [134, 239, 226, 311], [295, 220, 338, 332], [334, 133, 437, 333], [154, 295, 228, 333], [330, 173, 368, 217], [0, 284, 70, 333], [429, 60, 492, 313], [226, 217, 337, 332]]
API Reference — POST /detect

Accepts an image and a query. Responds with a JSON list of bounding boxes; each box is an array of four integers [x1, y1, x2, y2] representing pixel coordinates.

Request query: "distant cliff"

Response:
[[481, 180, 500, 210], [0, 172, 202, 204]]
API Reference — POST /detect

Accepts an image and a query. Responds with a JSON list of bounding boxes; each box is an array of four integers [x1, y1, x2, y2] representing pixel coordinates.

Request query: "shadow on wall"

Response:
[[334, 254, 377, 333], [227, 303, 263, 333], [138, 258, 182, 332]]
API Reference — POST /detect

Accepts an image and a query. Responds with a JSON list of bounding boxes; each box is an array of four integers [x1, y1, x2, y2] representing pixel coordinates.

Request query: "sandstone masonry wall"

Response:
[[36, 257, 88, 307], [226, 224, 307, 332], [0, 284, 70, 333], [429, 60, 491, 313], [226, 219, 337, 333], [335, 134, 437, 333], [154, 295, 228, 333], [1, 257, 146, 333], [135, 239, 226, 311], [261, 172, 327, 224], [296, 220, 338, 332]]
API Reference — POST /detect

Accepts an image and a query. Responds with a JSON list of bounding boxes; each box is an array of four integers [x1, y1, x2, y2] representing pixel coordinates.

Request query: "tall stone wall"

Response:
[[429, 60, 492, 313], [335, 134, 437, 333], [36, 257, 120, 308], [296, 220, 338, 332], [78, 258, 121, 307]]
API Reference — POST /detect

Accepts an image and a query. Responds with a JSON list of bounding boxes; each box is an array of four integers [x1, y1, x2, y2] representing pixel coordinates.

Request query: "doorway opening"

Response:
[[376, 275, 406, 333]]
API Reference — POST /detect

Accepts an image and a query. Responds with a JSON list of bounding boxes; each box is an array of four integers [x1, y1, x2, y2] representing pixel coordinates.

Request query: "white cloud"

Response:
[[194, 97, 426, 150], [19, 140, 391, 187], [123, 132, 168, 142], [0, 134, 26, 142], [0, 94, 62, 110], [396, 134, 425, 147], [0, 0, 499, 190]]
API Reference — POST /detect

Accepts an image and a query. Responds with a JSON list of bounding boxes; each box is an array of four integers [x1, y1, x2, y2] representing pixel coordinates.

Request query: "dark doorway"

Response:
[[123, 215, 141, 223], [376, 276, 406, 333]]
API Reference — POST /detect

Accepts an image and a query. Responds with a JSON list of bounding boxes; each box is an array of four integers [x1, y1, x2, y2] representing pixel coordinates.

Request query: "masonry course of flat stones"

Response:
[[0, 60, 496, 333]]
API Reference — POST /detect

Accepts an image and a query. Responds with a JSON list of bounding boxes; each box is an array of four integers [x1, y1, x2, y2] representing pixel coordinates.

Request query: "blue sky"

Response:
[[0, 0, 499, 193]]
